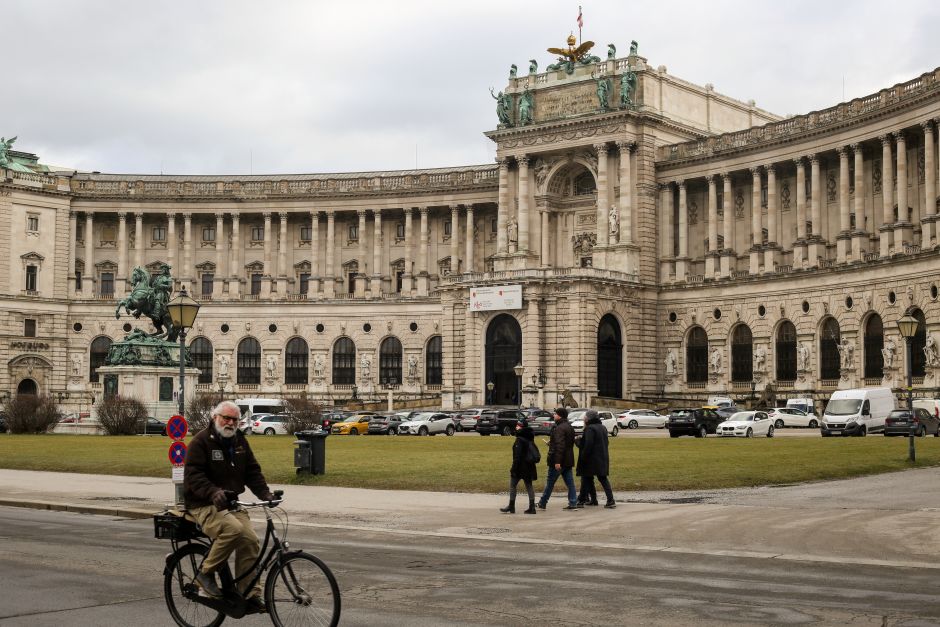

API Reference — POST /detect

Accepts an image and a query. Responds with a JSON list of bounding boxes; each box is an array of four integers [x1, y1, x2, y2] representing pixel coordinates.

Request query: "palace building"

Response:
[[2, 40, 939, 415]]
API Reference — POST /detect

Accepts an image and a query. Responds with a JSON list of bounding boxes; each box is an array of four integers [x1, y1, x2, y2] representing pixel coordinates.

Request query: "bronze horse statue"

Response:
[[115, 266, 180, 342]]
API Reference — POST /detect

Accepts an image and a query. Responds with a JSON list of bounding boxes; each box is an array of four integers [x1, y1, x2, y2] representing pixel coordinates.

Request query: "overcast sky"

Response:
[[6, 1, 939, 175]]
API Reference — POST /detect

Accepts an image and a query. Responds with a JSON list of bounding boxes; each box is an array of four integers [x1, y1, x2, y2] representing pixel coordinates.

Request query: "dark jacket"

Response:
[[510, 426, 538, 481], [183, 426, 270, 509], [576, 415, 610, 477], [547, 418, 575, 468]]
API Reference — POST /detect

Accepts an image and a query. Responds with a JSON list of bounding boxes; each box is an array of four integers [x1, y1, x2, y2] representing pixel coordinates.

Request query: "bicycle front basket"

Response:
[[153, 512, 202, 541]]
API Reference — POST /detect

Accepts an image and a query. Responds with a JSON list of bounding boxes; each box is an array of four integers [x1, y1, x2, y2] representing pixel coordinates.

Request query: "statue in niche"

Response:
[[607, 43, 616, 59], [360, 353, 372, 380], [709, 347, 723, 373], [629, 40, 639, 56], [797, 342, 810, 372], [664, 349, 677, 376], [507, 217, 518, 245], [70, 354, 83, 377], [217, 354, 229, 378], [925, 334, 939, 368], [534, 159, 550, 191], [518, 87, 534, 126], [753, 346, 767, 373], [595, 75, 611, 112], [608, 205, 619, 242], [881, 338, 897, 370], [509, 64, 517, 79], [489, 88, 513, 128], [313, 354, 325, 379], [265, 354, 278, 380], [620, 69, 637, 109], [528, 59, 538, 74], [407, 354, 418, 380], [837, 337, 855, 370]]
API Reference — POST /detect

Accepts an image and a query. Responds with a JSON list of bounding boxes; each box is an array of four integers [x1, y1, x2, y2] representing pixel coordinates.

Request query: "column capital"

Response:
[[419, 206, 429, 216], [836, 146, 848, 158], [765, 164, 776, 175], [706, 174, 716, 185], [215, 212, 225, 220], [84, 211, 94, 219], [357, 208, 367, 218], [593, 142, 609, 155], [117, 211, 127, 220], [894, 130, 906, 143], [326, 210, 335, 221], [230, 213, 239, 224], [262, 211, 272, 220], [497, 157, 511, 169], [278, 211, 288, 221], [850, 142, 862, 154], [373, 208, 383, 218], [516, 155, 530, 167], [308, 210, 318, 220], [808, 153, 819, 165], [134, 211, 144, 219], [616, 140, 635, 153], [658, 182, 671, 192], [676, 179, 686, 190], [921, 119, 934, 133], [879, 134, 892, 146], [749, 166, 761, 177], [793, 157, 805, 169], [464, 203, 474, 213]]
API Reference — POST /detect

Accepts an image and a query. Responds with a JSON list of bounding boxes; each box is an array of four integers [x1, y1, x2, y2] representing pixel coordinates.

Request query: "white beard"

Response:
[[214, 421, 237, 438]]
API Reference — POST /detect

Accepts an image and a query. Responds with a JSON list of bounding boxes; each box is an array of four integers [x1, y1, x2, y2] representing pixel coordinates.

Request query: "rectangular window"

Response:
[[201, 273, 214, 296], [444, 220, 452, 236], [347, 272, 356, 294], [251, 226, 264, 241], [75, 270, 83, 291], [24, 319, 36, 337], [395, 270, 403, 293], [27, 215, 39, 232], [100, 272, 114, 295], [396, 223, 405, 238], [300, 225, 311, 241], [299, 273, 310, 294], [250, 273, 261, 295], [25, 265, 38, 291], [152, 226, 166, 242], [202, 226, 215, 242], [348, 224, 359, 241]]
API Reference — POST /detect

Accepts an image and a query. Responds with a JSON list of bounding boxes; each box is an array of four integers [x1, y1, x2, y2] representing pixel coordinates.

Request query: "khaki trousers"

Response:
[[188, 504, 262, 598]]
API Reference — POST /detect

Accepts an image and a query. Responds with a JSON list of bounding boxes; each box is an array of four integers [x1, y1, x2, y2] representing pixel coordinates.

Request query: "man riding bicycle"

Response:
[[184, 400, 275, 614]]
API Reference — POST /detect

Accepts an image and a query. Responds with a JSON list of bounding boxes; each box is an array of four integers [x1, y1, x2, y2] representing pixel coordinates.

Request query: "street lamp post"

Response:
[[486, 381, 494, 405], [897, 310, 919, 463], [167, 288, 201, 417], [513, 364, 525, 409]]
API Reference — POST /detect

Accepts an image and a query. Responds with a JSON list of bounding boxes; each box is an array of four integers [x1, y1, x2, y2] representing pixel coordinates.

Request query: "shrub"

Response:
[[3, 395, 61, 434], [96, 396, 148, 435], [185, 393, 217, 434], [283, 396, 323, 434]]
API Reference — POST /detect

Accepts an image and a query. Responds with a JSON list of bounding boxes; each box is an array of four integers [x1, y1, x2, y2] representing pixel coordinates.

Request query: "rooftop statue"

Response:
[[607, 43, 616, 59], [528, 59, 538, 74], [489, 87, 514, 128], [620, 69, 637, 109], [629, 40, 639, 56], [0, 136, 35, 174], [509, 64, 518, 79], [595, 75, 611, 112], [518, 87, 534, 126], [547, 34, 600, 74]]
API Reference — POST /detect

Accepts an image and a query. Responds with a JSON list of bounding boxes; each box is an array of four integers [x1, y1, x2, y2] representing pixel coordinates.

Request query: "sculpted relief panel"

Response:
[[537, 82, 599, 122]]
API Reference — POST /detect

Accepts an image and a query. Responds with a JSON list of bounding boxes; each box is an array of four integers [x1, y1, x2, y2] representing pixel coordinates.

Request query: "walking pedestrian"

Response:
[[500, 419, 538, 514], [576, 410, 616, 508], [536, 408, 580, 511]]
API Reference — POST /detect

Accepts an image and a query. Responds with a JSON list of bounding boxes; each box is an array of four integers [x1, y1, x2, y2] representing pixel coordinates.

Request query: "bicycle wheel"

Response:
[[164, 543, 225, 627], [265, 551, 340, 627]]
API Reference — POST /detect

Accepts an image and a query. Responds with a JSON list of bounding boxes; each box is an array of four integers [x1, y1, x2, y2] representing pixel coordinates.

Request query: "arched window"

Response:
[[285, 337, 309, 385], [912, 309, 927, 377], [820, 318, 841, 380], [237, 337, 261, 385], [776, 321, 797, 381], [426, 336, 443, 385], [597, 314, 622, 398], [189, 337, 213, 384], [379, 337, 403, 385], [686, 327, 708, 383], [332, 337, 356, 385], [89, 336, 112, 383], [863, 314, 884, 380], [731, 325, 753, 382]]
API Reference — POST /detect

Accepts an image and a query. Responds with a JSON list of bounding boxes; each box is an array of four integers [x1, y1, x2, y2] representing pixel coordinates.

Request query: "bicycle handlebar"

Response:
[[224, 489, 284, 510]]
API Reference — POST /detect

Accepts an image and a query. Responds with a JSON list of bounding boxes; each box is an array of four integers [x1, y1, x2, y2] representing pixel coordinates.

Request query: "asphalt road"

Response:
[[2, 506, 940, 626]]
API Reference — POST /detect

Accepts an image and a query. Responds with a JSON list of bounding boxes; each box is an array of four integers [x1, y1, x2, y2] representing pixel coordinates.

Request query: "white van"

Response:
[[234, 397, 284, 419], [707, 396, 734, 408], [821, 387, 896, 437], [913, 399, 940, 420], [785, 397, 816, 415]]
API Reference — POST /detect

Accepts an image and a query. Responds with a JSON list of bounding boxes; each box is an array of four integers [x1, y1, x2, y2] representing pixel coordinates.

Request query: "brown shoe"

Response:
[[245, 595, 267, 614], [194, 571, 222, 598]]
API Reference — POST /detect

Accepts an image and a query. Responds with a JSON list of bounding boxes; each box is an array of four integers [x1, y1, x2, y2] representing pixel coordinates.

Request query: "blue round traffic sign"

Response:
[[168, 441, 188, 466], [167, 415, 188, 441]]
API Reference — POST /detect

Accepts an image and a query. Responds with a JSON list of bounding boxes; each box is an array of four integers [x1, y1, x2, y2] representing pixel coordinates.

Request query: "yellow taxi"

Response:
[[330, 413, 375, 435]]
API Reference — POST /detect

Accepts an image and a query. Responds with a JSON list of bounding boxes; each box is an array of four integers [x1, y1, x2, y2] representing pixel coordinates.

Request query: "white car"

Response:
[[252, 414, 291, 435], [569, 410, 620, 436], [617, 409, 666, 429], [397, 412, 456, 436], [767, 407, 819, 429], [716, 411, 774, 438]]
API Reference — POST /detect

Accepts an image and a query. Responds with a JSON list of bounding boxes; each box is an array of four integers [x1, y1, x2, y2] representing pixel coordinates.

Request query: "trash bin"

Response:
[[294, 430, 328, 475]]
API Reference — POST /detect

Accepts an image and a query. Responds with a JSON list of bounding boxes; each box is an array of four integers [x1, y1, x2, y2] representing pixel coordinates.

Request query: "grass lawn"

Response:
[[2, 433, 939, 493]]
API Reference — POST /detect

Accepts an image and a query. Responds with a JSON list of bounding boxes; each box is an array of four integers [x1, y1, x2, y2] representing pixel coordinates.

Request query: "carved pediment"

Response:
[[195, 261, 216, 272], [95, 259, 118, 271], [390, 257, 405, 272], [571, 232, 597, 255], [293, 260, 311, 272], [245, 260, 264, 272], [342, 259, 359, 272], [20, 251, 45, 263]]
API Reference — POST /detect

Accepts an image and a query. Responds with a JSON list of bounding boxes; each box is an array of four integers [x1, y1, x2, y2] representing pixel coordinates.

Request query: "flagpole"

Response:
[[578, 5, 582, 44]]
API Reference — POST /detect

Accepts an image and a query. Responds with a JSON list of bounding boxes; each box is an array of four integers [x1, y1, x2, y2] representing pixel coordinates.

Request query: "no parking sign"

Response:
[[166, 415, 188, 441], [168, 441, 188, 466]]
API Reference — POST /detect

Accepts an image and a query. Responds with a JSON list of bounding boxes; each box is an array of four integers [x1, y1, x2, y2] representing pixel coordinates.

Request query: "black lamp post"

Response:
[[513, 364, 525, 409], [167, 288, 200, 416], [486, 381, 494, 405], [897, 310, 919, 462]]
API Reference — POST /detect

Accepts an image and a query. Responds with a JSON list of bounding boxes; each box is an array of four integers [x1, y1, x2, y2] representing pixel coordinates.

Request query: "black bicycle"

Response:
[[155, 490, 341, 627]]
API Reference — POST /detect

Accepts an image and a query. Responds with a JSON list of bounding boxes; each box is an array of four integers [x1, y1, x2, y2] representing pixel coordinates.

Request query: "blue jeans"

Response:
[[539, 465, 577, 507]]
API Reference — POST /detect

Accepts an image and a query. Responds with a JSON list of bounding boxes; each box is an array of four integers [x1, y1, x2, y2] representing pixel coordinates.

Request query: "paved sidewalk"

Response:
[[2, 468, 940, 569]]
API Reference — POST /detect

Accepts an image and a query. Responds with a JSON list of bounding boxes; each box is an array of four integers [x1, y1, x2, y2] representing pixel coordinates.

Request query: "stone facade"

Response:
[[2, 51, 939, 416]]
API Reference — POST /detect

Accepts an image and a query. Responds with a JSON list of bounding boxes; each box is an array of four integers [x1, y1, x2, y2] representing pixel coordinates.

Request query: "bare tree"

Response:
[[96, 396, 147, 435], [283, 396, 323, 434], [185, 393, 217, 434], [3, 395, 61, 434]]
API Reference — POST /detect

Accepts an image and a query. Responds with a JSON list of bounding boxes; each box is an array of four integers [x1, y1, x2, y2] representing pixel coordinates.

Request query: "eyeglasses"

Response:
[[216, 414, 239, 422]]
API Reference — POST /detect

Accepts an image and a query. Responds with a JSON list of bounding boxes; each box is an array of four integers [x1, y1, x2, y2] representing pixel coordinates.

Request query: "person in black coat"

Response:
[[500, 419, 539, 514], [575, 410, 616, 508]]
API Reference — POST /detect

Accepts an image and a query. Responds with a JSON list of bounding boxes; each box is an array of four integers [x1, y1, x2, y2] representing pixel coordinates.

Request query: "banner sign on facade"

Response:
[[469, 285, 523, 312]]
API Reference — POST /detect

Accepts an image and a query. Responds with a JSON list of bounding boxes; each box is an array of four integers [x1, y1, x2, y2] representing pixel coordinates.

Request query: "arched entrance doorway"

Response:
[[16, 378, 38, 395], [597, 314, 622, 399], [485, 314, 522, 405]]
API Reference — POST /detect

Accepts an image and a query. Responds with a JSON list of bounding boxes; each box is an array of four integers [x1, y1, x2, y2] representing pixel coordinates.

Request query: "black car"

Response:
[[884, 408, 940, 437], [668, 407, 722, 438], [367, 413, 414, 435], [476, 409, 527, 436], [521, 408, 554, 435], [139, 417, 167, 435], [716, 406, 742, 420]]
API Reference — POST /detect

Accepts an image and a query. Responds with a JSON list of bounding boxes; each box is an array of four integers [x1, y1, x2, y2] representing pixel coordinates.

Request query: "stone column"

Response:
[[182, 213, 193, 294], [925, 121, 937, 246], [68, 211, 77, 297], [449, 204, 460, 275], [228, 214, 240, 298], [417, 206, 429, 296], [309, 211, 320, 296], [676, 180, 688, 281], [749, 167, 762, 274], [83, 212, 94, 295], [764, 165, 778, 271], [540, 209, 550, 267], [403, 208, 414, 292], [595, 144, 609, 248], [496, 159, 509, 254], [324, 210, 336, 297], [808, 155, 823, 266], [356, 209, 367, 296], [836, 147, 851, 263], [214, 212, 225, 297], [793, 159, 807, 267], [895, 131, 913, 247], [705, 175, 718, 277], [133, 212, 144, 269], [371, 209, 383, 294], [720, 173, 733, 277], [852, 144, 868, 259], [660, 183, 674, 281], [517, 157, 530, 252], [261, 212, 272, 297], [617, 141, 633, 244], [880, 135, 894, 256], [277, 212, 288, 294], [465, 205, 475, 272], [117, 211, 128, 294]]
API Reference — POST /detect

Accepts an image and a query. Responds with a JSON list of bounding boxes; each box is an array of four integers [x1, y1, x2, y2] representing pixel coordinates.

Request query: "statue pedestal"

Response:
[[95, 365, 201, 421]]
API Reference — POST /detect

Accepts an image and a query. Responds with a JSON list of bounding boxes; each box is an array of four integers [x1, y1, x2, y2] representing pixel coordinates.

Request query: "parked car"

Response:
[[331, 414, 374, 435], [617, 409, 666, 429], [716, 411, 774, 438], [715, 406, 742, 420], [476, 409, 527, 436], [569, 409, 620, 436], [319, 410, 349, 434], [456, 408, 488, 432], [237, 416, 253, 434], [253, 414, 290, 435], [767, 407, 819, 429], [138, 417, 167, 435], [913, 399, 940, 420], [667, 407, 723, 438], [367, 413, 414, 435], [883, 408, 940, 437], [523, 410, 554, 435], [397, 412, 456, 436]]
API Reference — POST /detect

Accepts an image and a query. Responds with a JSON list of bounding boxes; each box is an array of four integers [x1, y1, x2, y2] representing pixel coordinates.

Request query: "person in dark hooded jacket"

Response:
[[500, 419, 539, 514], [575, 410, 616, 508]]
